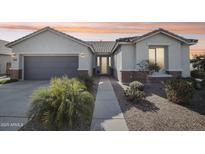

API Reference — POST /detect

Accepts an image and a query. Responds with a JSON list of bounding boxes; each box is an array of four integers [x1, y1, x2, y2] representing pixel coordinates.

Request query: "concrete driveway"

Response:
[[0, 81, 49, 131]]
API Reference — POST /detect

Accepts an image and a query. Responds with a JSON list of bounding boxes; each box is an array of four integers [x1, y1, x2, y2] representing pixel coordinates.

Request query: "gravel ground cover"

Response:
[[111, 78, 205, 131]]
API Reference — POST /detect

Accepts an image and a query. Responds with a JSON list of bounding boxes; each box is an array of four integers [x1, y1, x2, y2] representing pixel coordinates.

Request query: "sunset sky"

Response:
[[0, 22, 204, 57]]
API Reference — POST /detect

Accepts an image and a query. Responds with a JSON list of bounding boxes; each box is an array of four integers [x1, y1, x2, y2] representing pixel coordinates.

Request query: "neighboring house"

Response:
[[6, 27, 197, 82], [0, 40, 12, 75]]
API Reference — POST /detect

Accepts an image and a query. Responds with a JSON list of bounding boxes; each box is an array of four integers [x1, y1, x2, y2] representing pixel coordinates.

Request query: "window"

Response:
[[149, 47, 165, 69], [97, 56, 100, 67], [108, 57, 111, 67]]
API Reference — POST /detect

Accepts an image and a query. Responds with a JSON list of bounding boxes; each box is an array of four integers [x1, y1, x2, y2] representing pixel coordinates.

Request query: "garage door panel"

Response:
[[24, 56, 78, 80]]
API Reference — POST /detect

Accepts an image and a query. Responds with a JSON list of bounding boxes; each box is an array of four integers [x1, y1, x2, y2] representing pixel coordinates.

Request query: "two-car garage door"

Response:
[[24, 56, 78, 80]]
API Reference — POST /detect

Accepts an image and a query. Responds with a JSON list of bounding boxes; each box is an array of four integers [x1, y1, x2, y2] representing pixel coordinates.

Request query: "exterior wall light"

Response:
[[11, 53, 17, 61], [80, 52, 88, 58]]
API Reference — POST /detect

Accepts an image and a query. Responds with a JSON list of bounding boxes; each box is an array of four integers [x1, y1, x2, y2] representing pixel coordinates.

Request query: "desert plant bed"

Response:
[[20, 76, 99, 131], [111, 78, 205, 131]]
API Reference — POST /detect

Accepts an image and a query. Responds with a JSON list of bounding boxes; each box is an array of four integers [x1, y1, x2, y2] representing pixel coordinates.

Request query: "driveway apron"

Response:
[[0, 81, 49, 131], [91, 77, 128, 131]]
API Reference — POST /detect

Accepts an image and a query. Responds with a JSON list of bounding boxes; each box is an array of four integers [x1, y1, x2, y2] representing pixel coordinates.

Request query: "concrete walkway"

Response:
[[91, 77, 128, 131]]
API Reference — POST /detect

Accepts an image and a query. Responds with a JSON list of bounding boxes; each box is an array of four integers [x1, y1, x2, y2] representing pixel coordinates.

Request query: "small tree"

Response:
[[136, 60, 161, 74], [136, 60, 149, 72], [190, 55, 205, 71]]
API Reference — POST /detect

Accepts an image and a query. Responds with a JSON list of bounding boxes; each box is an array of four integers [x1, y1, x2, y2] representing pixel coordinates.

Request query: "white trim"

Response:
[[21, 54, 80, 80], [21, 56, 24, 80], [16, 52, 80, 56], [120, 69, 137, 71], [9, 68, 19, 70], [166, 69, 182, 71], [22, 54, 79, 56], [111, 42, 119, 53], [148, 74, 172, 77], [120, 69, 182, 72], [77, 68, 89, 71], [118, 42, 133, 45]]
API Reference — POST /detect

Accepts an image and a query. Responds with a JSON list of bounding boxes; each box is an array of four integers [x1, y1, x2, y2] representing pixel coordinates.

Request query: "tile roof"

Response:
[[116, 36, 140, 42], [116, 28, 198, 44], [87, 41, 116, 53]]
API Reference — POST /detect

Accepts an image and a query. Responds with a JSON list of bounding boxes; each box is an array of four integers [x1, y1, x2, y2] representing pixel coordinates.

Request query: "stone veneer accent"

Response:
[[6, 63, 11, 76], [10, 69, 22, 80], [166, 71, 182, 78], [121, 71, 181, 83], [78, 70, 89, 76], [147, 76, 173, 83], [121, 71, 149, 83]]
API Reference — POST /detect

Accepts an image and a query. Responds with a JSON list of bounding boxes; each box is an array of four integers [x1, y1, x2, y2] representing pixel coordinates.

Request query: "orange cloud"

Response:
[[1, 22, 205, 58], [0, 22, 205, 34]]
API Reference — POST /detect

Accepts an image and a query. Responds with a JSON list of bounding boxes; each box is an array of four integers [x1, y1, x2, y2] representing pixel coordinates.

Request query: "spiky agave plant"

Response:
[[28, 76, 94, 130]]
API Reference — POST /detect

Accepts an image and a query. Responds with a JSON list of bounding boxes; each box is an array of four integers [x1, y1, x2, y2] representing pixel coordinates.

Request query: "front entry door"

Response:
[[101, 57, 108, 74]]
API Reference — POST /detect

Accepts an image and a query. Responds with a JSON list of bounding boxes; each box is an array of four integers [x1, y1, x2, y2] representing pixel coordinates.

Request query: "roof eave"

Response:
[[111, 42, 133, 53], [6, 27, 49, 48], [89, 46, 95, 53], [5, 27, 94, 53], [187, 42, 198, 45], [133, 30, 197, 45]]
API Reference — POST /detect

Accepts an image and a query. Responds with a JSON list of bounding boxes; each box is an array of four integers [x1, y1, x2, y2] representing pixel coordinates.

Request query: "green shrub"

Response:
[[125, 81, 145, 102], [191, 70, 205, 79], [183, 77, 198, 89], [28, 76, 94, 130], [77, 91, 94, 127], [148, 62, 161, 73], [190, 55, 205, 71], [28, 87, 52, 125], [78, 75, 94, 92], [164, 79, 195, 104], [124, 87, 145, 102], [0, 79, 18, 84], [129, 81, 144, 91]]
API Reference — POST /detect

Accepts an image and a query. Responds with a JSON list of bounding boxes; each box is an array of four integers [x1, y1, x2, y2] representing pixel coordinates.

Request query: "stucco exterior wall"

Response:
[[10, 30, 93, 76], [0, 55, 12, 74], [113, 46, 122, 81], [93, 54, 97, 68], [113, 33, 192, 82], [181, 45, 190, 77], [135, 33, 182, 71], [121, 44, 135, 70]]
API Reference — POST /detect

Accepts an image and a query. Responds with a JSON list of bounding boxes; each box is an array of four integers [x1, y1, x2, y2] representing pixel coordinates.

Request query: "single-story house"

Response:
[[6, 27, 198, 82], [0, 40, 12, 75]]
